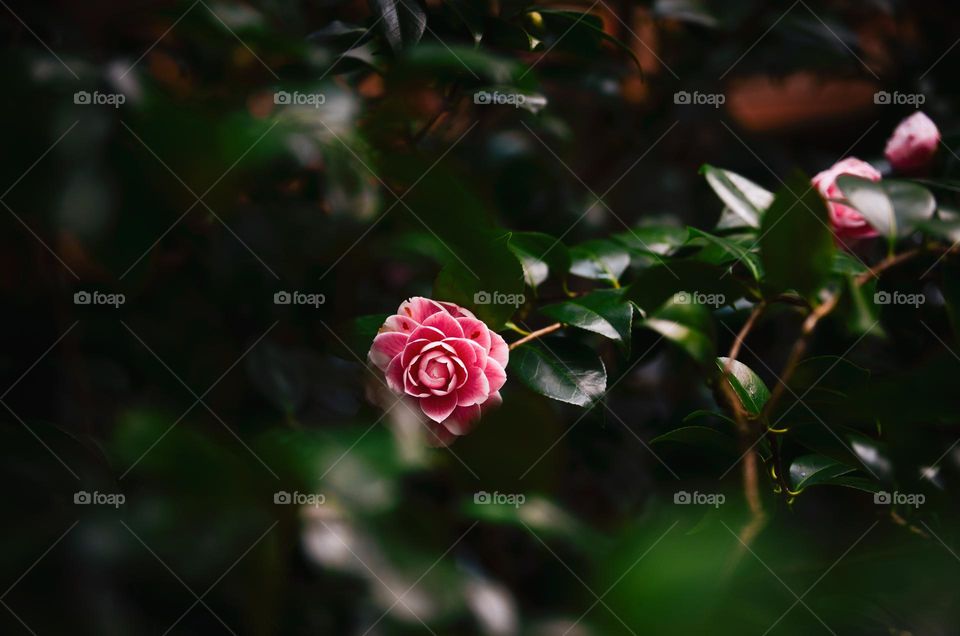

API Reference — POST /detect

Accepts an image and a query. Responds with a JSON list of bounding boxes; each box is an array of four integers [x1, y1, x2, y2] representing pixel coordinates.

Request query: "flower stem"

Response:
[[508, 322, 563, 350]]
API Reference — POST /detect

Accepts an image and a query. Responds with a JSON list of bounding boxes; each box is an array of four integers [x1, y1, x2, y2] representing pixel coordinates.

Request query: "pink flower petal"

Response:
[[445, 337, 485, 369], [381, 315, 418, 334], [456, 369, 490, 407], [385, 354, 405, 394], [457, 317, 492, 351], [442, 404, 481, 436], [488, 331, 509, 368], [406, 325, 447, 347], [369, 332, 409, 370], [421, 311, 465, 338], [885, 111, 940, 174], [419, 393, 459, 423], [483, 359, 507, 394], [398, 297, 445, 323], [481, 391, 503, 413]]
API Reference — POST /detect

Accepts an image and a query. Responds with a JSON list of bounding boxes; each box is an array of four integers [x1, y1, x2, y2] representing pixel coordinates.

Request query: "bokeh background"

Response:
[[3, 0, 960, 634]]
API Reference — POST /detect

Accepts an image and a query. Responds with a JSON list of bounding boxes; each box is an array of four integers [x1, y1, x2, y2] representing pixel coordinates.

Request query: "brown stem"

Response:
[[508, 322, 563, 350], [764, 246, 940, 420], [720, 302, 769, 550]]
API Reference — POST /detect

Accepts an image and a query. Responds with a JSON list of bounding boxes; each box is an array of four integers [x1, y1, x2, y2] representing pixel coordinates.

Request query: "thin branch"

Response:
[[509, 323, 563, 350], [764, 246, 940, 420], [720, 301, 769, 552]]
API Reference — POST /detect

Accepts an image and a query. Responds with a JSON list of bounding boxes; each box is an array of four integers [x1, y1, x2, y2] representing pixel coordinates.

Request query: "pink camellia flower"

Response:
[[812, 157, 882, 242], [368, 297, 507, 443], [884, 111, 940, 174]]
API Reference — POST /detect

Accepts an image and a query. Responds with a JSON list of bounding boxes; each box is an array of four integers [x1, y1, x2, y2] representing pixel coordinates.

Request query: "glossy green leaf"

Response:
[[626, 260, 755, 315], [643, 298, 716, 365], [508, 231, 571, 288], [837, 176, 936, 248], [534, 9, 643, 75], [540, 289, 632, 346], [612, 225, 688, 257], [651, 425, 738, 456], [687, 228, 762, 281], [789, 454, 856, 491], [701, 165, 773, 229], [370, 0, 426, 52], [510, 338, 607, 407], [760, 171, 835, 298], [569, 240, 630, 285], [715, 357, 770, 415]]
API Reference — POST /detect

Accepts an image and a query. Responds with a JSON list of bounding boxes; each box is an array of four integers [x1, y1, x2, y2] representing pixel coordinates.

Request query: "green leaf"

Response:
[[701, 165, 773, 229], [626, 260, 755, 315], [886, 180, 937, 234], [510, 338, 606, 407], [533, 9, 643, 75], [760, 171, 835, 298], [342, 313, 390, 359], [642, 298, 716, 366], [715, 357, 770, 415], [442, 0, 484, 43], [651, 425, 738, 456], [400, 44, 529, 87], [508, 231, 570, 288], [837, 176, 937, 247], [789, 454, 856, 491], [612, 225, 688, 257], [434, 234, 525, 329], [569, 240, 630, 285], [687, 228, 762, 281], [540, 289, 633, 347], [831, 251, 869, 276], [370, 0, 426, 52]]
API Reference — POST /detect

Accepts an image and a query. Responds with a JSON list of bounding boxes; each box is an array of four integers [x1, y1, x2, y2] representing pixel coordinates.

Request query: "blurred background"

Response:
[[3, 0, 960, 634]]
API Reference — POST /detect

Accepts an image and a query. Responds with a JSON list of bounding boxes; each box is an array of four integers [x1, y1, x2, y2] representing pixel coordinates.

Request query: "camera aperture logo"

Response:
[[474, 290, 525, 308], [673, 490, 725, 508], [74, 290, 125, 308], [274, 290, 326, 308], [474, 490, 525, 508], [274, 490, 326, 507], [874, 490, 924, 508], [74, 490, 125, 508], [74, 90, 126, 108], [274, 90, 326, 108], [874, 291, 925, 308], [473, 90, 528, 109], [874, 91, 925, 108], [673, 290, 725, 308], [674, 91, 725, 108]]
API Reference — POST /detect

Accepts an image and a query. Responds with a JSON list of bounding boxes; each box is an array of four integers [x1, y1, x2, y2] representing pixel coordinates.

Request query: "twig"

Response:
[[508, 322, 563, 350], [720, 302, 769, 553], [764, 246, 938, 420]]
